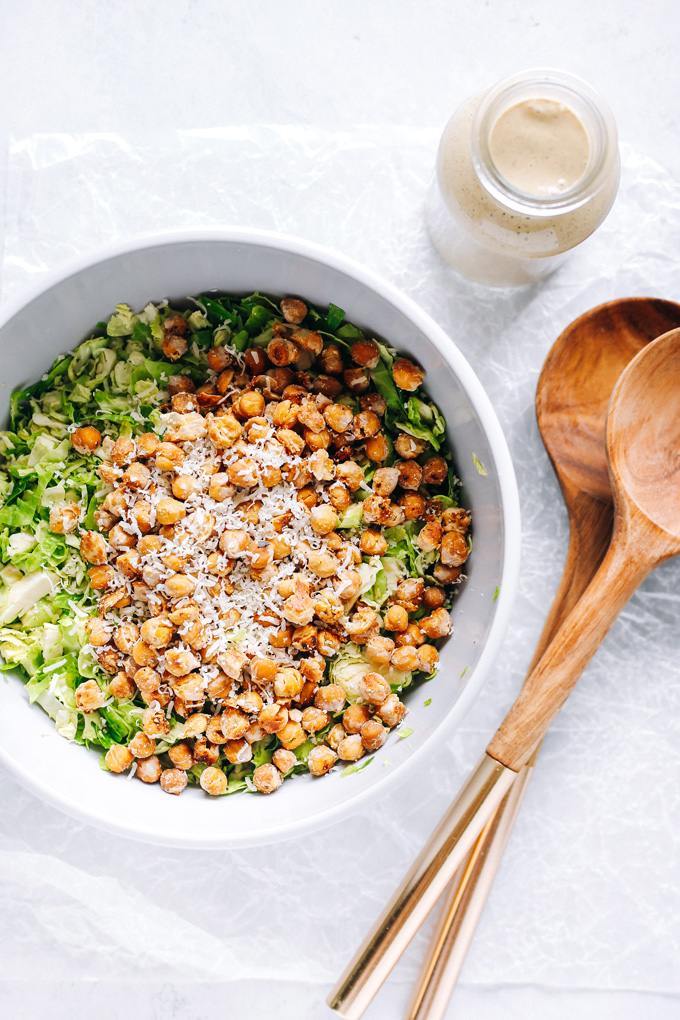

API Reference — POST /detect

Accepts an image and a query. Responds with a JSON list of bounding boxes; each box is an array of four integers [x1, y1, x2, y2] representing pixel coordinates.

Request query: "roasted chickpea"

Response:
[[308, 745, 337, 775], [277, 721, 306, 751], [193, 738, 220, 766], [349, 338, 379, 369], [109, 672, 136, 699], [440, 530, 469, 567], [394, 579, 425, 612], [309, 504, 338, 536], [416, 644, 439, 673], [365, 433, 390, 462], [105, 744, 134, 773], [80, 530, 109, 565], [165, 647, 200, 676], [337, 734, 364, 761], [155, 498, 186, 525], [167, 375, 194, 396], [313, 374, 344, 399], [252, 763, 283, 794], [394, 433, 427, 460], [171, 474, 198, 500], [49, 502, 81, 534], [140, 616, 174, 648], [200, 766, 228, 796], [259, 703, 289, 734], [88, 564, 115, 590], [102, 488, 128, 518], [301, 707, 330, 733], [236, 390, 266, 418], [71, 425, 102, 455], [272, 748, 298, 774], [108, 523, 136, 551], [423, 586, 446, 609], [159, 768, 187, 796], [434, 562, 463, 584], [314, 681, 346, 714], [361, 718, 387, 751], [110, 436, 135, 466], [420, 608, 452, 639], [392, 357, 425, 391], [357, 672, 391, 705], [74, 679, 106, 713], [267, 337, 299, 366], [360, 393, 387, 416], [273, 667, 304, 700], [113, 622, 140, 655], [378, 693, 407, 728], [129, 731, 156, 758], [205, 345, 231, 372], [323, 403, 354, 433], [365, 634, 396, 665], [384, 604, 409, 632], [143, 702, 170, 739], [421, 456, 447, 485], [343, 704, 371, 734], [396, 459, 423, 491], [327, 482, 351, 512], [343, 367, 370, 395], [359, 528, 388, 556], [397, 492, 427, 520], [417, 521, 442, 553], [353, 411, 380, 439], [318, 343, 344, 375], [390, 645, 419, 671]]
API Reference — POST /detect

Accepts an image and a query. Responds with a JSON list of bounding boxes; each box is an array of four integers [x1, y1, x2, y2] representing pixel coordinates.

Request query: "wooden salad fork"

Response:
[[403, 296, 680, 1020], [329, 309, 680, 1020]]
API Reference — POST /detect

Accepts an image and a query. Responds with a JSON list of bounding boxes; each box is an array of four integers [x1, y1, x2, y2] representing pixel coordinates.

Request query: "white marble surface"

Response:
[[1, 3, 680, 1019]]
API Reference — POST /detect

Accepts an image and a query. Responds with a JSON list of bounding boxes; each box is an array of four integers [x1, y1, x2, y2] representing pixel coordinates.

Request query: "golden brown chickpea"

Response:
[[322, 405, 354, 439], [129, 731, 157, 758], [353, 411, 381, 439], [335, 461, 363, 492], [134, 755, 162, 783], [423, 586, 446, 610], [71, 425, 102, 455], [143, 702, 170, 739], [360, 392, 387, 416], [392, 357, 425, 391], [96, 588, 132, 616], [309, 504, 338, 536], [308, 745, 337, 775], [384, 604, 409, 632], [88, 564, 115, 590], [165, 647, 200, 676], [396, 459, 423, 491], [365, 634, 396, 665], [199, 765, 227, 796], [115, 549, 141, 578], [337, 734, 365, 761], [272, 748, 298, 774], [291, 624, 318, 653], [159, 768, 187, 795], [171, 474, 198, 500], [397, 492, 427, 520], [318, 343, 344, 375], [108, 523, 136, 551], [105, 744, 134, 773], [181, 714, 208, 739], [357, 672, 391, 705], [326, 723, 347, 751], [365, 433, 390, 462], [346, 606, 380, 644], [394, 433, 427, 459], [49, 502, 82, 534], [109, 672, 136, 699], [74, 679, 106, 712], [317, 630, 342, 657], [155, 498, 186, 525], [80, 530, 109, 565], [417, 456, 447, 487], [121, 462, 151, 491], [301, 706, 330, 733], [440, 530, 469, 567], [278, 721, 306, 751], [170, 391, 198, 413], [395, 622, 425, 648], [359, 528, 388, 556], [110, 436, 135, 466], [162, 333, 188, 361], [155, 442, 185, 471], [328, 482, 351, 512], [273, 667, 304, 700], [416, 644, 439, 673], [140, 616, 174, 648], [167, 375, 194, 396], [205, 345, 231, 372], [313, 590, 344, 626], [420, 608, 452, 639], [314, 681, 346, 714], [304, 427, 331, 451], [417, 521, 443, 552], [297, 401, 325, 432], [377, 693, 407, 728], [390, 645, 420, 672], [94, 506, 116, 532], [360, 718, 387, 751], [252, 763, 283, 794], [237, 390, 266, 418], [102, 488, 128, 518], [98, 463, 120, 485], [394, 579, 425, 612], [128, 499, 152, 534], [280, 297, 307, 324], [433, 562, 463, 584], [312, 374, 344, 399], [350, 339, 380, 369], [165, 573, 197, 599], [223, 738, 253, 765], [113, 622, 140, 655], [193, 738, 220, 766], [371, 467, 398, 497], [343, 367, 370, 394], [343, 704, 371, 734], [267, 337, 299, 366], [259, 703, 289, 734]]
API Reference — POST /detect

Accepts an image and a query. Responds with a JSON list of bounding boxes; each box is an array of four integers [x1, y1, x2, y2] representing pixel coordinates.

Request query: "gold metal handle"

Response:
[[327, 753, 516, 1020], [403, 765, 534, 1020]]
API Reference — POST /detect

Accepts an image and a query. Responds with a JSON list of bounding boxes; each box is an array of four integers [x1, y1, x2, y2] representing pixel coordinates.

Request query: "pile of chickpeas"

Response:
[[50, 297, 470, 796]]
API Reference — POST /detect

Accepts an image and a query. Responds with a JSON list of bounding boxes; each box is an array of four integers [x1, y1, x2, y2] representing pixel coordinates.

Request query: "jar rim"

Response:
[[471, 68, 619, 216]]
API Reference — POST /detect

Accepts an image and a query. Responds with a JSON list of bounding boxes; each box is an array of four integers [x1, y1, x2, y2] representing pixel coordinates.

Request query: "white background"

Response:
[[1, 2, 680, 1019]]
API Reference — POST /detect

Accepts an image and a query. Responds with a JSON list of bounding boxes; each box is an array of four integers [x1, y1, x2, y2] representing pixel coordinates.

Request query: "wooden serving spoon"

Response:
[[403, 296, 680, 1020], [329, 318, 680, 1020]]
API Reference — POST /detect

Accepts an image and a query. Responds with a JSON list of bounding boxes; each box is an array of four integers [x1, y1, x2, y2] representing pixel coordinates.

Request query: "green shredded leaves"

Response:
[[341, 756, 375, 777], [472, 452, 487, 476], [397, 727, 414, 741]]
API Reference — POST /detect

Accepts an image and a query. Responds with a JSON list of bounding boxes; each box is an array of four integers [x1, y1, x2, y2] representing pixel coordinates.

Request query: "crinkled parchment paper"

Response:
[[1, 129, 679, 999]]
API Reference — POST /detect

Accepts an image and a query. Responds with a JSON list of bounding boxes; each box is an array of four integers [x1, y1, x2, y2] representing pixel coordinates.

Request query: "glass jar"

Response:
[[425, 69, 620, 287]]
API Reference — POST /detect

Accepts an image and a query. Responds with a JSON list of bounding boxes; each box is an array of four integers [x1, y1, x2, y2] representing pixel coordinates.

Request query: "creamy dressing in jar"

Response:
[[425, 70, 620, 287]]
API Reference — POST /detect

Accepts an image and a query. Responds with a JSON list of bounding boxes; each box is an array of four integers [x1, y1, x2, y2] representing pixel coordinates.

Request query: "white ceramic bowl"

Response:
[[0, 228, 519, 847]]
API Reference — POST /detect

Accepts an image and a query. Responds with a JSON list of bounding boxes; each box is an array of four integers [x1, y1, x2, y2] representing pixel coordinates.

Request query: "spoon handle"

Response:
[[404, 493, 613, 1020], [487, 503, 660, 771]]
